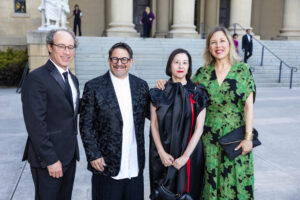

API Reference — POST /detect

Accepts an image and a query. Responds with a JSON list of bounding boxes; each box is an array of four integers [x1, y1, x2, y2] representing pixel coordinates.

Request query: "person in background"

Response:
[[149, 48, 208, 199], [242, 29, 253, 63], [69, 4, 82, 36], [140, 6, 155, 38], [233, 33, 239, 54]]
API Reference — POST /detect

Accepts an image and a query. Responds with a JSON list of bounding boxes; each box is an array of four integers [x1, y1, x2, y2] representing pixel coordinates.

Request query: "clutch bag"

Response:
[[151, 184, 193, 200], [219, 125, 261, 161]]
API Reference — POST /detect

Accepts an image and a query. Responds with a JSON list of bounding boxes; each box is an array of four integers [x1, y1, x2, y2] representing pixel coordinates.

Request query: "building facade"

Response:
[[1, 0, 300, 50]]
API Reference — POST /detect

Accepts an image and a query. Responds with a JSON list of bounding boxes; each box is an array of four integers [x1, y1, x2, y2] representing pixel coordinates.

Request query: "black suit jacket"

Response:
[[22, 60, 80, 168], [79, 71, 150, 176], [242, 34, 253, 52]]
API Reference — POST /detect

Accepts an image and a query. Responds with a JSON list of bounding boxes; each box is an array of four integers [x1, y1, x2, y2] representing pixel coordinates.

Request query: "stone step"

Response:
[[75, 37, 300, 88]]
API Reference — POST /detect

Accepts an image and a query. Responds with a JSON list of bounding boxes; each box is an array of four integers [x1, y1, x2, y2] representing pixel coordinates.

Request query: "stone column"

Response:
[[204, 0, 219, 36], [106, 0, 138, 37], [168, 0, 199, 38], [155, 0, 169, 38], [102, 0, 111, 36], [278, 0, 300, 40], [228, 0, 253, 35]]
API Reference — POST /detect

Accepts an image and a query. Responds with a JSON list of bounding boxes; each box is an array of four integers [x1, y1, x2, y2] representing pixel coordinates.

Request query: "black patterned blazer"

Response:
[[79, 71, 150, 176]]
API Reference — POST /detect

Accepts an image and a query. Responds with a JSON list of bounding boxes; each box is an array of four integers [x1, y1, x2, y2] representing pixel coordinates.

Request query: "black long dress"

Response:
[[149, 79, 209, 200]]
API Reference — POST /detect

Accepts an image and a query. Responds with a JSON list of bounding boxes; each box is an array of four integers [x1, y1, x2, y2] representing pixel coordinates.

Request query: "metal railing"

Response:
[[233, 23, 298, 88], [16, 61, 29, 94]]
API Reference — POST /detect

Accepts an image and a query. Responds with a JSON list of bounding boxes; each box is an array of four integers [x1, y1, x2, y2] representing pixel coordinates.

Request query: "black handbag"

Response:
[[219, 125, 261, 161], [151, 184, 193, 200]]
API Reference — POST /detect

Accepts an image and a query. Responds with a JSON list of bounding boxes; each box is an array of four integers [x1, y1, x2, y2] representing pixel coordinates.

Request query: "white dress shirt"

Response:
[[109, 71, 139, 180], [50, 59, 77, 111], [247, 34, 251, 42]]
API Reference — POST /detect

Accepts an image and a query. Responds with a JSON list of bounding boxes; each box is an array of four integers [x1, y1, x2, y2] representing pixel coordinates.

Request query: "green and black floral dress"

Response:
[[192, 62, 256, 200]]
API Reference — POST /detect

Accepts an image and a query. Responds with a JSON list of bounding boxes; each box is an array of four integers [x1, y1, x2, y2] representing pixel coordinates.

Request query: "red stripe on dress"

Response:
[[185, 94, 196, 193]]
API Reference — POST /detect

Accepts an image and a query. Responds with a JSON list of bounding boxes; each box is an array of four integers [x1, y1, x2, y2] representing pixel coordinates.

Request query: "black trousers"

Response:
[[143, 24, 151, 38], [244, 50, 252, 63], [30, 159, 76, 200], [92, 173, 144, 200], [74, 20, 82, 36]]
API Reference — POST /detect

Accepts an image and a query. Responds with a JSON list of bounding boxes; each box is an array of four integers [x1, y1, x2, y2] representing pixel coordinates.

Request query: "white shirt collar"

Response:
[[50, 59, 69, 75]]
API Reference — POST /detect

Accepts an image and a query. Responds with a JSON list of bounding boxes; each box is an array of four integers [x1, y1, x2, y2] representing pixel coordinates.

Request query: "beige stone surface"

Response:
[[154, 0, 169, 38], [28, 44, 49, 56], [0, 0, 40, 37], [230, 0, 252, 28], [0, 0, 298, 41], [28, 56, 49, 72], [150, 0, 157, 37], [252, 0, 284, 40], [204, 0, 219, 35], [278, 0, 300, 40], [106, 0, 138, 37], [68, 0, 105, 36], [168, 0, 199, 38]]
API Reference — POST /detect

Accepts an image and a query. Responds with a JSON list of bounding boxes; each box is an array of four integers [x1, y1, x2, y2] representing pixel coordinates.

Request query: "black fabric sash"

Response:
[[156, 80, 195, 194]]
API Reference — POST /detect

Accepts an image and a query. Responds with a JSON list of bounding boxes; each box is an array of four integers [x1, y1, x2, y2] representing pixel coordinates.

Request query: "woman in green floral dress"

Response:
[[192, 26, 256, 200]]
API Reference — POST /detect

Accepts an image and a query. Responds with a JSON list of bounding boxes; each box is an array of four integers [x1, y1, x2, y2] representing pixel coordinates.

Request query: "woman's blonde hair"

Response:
[[203, 26, 241, 67]]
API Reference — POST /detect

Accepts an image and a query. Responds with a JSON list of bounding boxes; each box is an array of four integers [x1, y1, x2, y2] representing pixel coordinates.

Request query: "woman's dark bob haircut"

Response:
[[165, 48, 192, 80]]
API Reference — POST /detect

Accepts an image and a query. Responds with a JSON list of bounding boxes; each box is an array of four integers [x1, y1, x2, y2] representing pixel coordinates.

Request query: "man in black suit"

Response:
[[79, 42, 150, 200], [21, 29, 80, 200], [242, 29, 253, 63]]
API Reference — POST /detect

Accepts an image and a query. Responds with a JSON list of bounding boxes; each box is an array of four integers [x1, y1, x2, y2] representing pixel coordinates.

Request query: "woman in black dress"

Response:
[[149, 49, 209, 199]]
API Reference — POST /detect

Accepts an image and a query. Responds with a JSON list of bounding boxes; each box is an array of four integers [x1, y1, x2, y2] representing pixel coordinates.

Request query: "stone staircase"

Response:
[[75, 37, 300, 90]]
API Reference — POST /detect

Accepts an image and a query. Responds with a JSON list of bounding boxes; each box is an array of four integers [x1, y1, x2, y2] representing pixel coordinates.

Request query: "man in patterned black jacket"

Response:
[[79, 42, 150, 200]]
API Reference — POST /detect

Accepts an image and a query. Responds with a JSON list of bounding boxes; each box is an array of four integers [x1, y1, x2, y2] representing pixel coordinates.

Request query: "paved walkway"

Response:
[[1, 87, 300, 200]]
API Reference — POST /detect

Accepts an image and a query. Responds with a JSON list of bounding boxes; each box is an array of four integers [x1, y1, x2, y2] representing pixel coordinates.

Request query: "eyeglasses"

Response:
[[110, 57, 131, 64], [52, 43, 75, 51], [173, 60, 189, 66]]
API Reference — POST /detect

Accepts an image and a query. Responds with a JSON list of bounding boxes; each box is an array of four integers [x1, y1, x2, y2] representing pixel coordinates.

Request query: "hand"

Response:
[[47, 161, 63, 178], [90, 157, 106, 171], [235, 140, 253, 155], [155, 79, 167, 90], [158, 151, 174, 167], [173, 155, 189, 170]]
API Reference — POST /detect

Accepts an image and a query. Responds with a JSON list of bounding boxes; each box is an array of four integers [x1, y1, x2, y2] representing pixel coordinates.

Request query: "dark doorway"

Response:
[[219, 0, 231, 28], [133, 0, 150, 37]]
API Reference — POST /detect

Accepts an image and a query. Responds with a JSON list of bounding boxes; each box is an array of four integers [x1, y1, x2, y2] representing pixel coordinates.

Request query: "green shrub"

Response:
[[0, 48, 28, 86]]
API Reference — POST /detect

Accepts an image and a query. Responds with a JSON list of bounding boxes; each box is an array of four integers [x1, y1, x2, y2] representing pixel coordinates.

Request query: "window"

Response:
[[15, 0, 26, 13]]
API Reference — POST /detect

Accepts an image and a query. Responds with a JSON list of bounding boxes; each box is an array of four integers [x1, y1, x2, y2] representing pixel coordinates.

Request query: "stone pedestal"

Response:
[[168, 0, 199, 38], [27, 30, 75, 73]]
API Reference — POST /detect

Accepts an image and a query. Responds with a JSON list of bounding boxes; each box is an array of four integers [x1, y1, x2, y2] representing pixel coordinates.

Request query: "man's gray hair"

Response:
[[46, 29, 79, 48]]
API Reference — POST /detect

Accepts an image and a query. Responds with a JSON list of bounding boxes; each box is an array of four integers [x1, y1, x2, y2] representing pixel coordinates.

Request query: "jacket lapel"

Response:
[[47, 60, 74, 110], [70, 72, 80, 114], [100, 71, 123, 123], [129, 74, 139, 125]]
